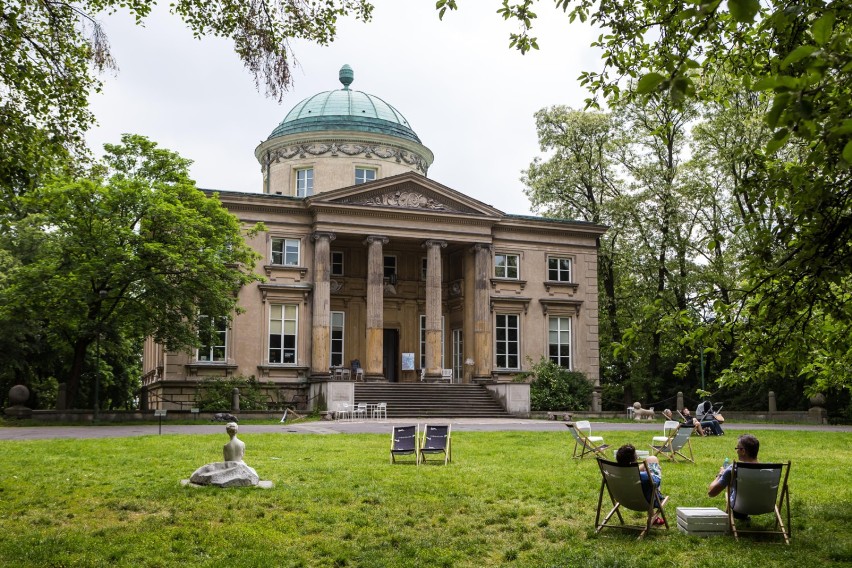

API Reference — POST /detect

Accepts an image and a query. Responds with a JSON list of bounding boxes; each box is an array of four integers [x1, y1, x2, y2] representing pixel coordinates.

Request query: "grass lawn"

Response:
[[1, 428, 850, 567]]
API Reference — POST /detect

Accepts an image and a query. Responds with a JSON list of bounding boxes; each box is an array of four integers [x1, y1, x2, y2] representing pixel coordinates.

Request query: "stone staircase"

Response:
[[354, 383, 512, 418]]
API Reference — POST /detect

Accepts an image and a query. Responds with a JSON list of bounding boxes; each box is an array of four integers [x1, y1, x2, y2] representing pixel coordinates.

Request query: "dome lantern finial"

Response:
[[339, 64, 354, 90]]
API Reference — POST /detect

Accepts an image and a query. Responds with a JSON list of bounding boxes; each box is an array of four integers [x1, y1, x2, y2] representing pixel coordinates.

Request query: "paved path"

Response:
[[2, 419, 850, 440]]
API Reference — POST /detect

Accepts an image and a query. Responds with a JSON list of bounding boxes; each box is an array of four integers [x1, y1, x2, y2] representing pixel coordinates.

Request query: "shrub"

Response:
[[523, 358, 593, 411], [194, 375, 267, 411]]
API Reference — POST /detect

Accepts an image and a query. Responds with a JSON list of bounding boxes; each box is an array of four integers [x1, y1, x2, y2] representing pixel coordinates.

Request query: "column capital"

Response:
[[311, 231, 336, 242], [422, 239, 447, 249], [472, 243, 492, 253], [363, 235, 389, 246]]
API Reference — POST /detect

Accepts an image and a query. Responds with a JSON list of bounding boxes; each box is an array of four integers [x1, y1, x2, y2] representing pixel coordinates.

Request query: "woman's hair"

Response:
[[616, 444, 636, 465]]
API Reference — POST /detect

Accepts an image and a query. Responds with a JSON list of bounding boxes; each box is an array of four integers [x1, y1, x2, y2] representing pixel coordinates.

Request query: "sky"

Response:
[[86, 1, 602, 216]]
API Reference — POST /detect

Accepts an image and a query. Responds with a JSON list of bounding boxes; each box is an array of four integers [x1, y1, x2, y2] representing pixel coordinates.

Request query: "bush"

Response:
[[195, 375, 267, 411], [523, 358, 593, 411]]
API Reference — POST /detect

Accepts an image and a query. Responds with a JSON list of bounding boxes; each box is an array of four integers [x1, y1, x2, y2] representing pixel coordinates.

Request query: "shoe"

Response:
[[653, 516, 666, 526]]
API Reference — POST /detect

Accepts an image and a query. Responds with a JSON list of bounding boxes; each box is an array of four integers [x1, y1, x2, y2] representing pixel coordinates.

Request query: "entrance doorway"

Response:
[[383, 328, 399, 382]]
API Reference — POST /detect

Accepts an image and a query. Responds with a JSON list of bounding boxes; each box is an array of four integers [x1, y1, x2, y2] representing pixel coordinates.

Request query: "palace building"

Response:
[[140, 65, 606, 415]]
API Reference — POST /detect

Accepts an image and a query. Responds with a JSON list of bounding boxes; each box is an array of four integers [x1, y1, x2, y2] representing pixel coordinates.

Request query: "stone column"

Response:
[[472, 243, 492, 380], [364, 236, 388, 379], [423, 240, 447, 380], [677, 391, 684, 412], [311, 232, 335, 378]]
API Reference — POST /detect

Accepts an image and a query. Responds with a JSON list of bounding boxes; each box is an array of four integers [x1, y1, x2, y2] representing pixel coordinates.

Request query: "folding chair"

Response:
[[727, 461, 791, 544], [595, 458, 669, 539], [650, 425, 695, 463], [390, 425, 419, 464], [419, 424, 452, 465], [567, 421, 610, 459]]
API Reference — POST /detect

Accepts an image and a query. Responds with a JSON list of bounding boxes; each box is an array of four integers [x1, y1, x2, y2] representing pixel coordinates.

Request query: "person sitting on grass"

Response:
[[707, 434, 760, 520], [616, 443, 665, 524]]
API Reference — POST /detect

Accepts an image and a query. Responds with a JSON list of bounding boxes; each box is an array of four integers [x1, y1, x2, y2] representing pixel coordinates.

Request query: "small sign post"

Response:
[[154, 409, 167, 434], [190, 408, 200, 421]]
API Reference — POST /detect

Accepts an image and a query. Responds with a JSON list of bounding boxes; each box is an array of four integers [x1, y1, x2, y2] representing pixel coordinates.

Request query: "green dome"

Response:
[[268, 65, 422, 144]]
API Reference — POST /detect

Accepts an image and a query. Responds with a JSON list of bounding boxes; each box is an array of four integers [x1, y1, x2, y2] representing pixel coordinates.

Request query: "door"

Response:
[[383, 328, 399, 382]]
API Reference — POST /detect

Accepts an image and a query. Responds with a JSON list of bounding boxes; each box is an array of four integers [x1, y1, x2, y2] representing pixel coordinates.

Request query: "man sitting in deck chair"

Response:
[[650, 422, 695, 463], [594, 444, 668, 538], [707, 434, 791, 543], [390, 425, 419, 464], [419, 424, 451, 465]]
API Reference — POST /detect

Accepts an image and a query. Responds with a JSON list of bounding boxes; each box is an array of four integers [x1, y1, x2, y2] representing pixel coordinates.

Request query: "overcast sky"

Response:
[[86, 1, 602, 216]]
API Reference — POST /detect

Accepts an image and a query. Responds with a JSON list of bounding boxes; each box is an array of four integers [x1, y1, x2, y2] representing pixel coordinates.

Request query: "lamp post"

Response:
[[94, 289, 107, 421]]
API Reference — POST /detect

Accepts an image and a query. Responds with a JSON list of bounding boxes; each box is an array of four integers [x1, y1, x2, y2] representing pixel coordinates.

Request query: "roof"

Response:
[[267, 65, 422, 144]]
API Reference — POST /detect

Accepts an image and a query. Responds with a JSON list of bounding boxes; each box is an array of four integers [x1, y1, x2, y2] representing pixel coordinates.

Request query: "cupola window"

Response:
[[355, 167, 377, 185], [295, 168, 313, 197]]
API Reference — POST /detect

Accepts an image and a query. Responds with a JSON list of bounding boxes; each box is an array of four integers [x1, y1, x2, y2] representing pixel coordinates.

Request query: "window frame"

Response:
[[548, 315, 572, 369], [197, 315, 228, 363], [495, 313, 520, 370], [295, 167, 314, 197], [331, 251, 344, 276], [271, 237, 300, 266], [547, 256, 573, 282], [419, 314, 446, 369], [354, 167, 377, 185], [269, 303, 298, 364], [383, 255, 397, 279], [494, 253, 520, 279], [330, 311, 345, 368]]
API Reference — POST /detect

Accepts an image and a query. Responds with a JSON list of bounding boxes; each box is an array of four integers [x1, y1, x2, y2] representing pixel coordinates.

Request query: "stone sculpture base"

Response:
[[188, 461, 260, 488]]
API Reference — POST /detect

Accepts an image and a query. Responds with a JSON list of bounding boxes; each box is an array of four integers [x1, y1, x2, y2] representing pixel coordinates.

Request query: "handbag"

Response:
[[714, 413, 725, 423]]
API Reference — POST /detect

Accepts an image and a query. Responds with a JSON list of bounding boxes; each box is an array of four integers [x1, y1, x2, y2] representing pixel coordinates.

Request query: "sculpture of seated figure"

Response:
[[189, 422, 259, 487]]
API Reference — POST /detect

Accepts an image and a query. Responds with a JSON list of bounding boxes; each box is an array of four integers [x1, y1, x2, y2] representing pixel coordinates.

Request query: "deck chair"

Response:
[[595, 458, 669, 539], [727, 461, 791, 544], [567, 420, 610, 459], [650, 425, 695, 463], [419, 424, 452, 465], [390, 425, 419, 464], [652, 420, 680, 444]]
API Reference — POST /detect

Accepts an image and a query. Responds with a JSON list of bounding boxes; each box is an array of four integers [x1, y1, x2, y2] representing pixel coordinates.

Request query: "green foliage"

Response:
[[0, 135, 262, 408], [194, 375, 267, 412], [524, 358, 593, 411], [0, 430, 849, 565]]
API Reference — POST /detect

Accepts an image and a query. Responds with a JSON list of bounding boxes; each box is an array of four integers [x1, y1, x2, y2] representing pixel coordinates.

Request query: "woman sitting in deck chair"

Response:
[[616, 444, 665, 524]]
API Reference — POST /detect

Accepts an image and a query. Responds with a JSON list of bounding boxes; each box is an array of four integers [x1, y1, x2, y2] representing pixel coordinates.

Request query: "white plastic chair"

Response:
[[653, 421, 681, 444], [352, 402, 368, 421], [335, 402, 351, 421], [373, 402, 387, 421]]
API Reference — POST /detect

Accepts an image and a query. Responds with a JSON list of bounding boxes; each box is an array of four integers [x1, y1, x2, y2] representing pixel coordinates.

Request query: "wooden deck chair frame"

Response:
[[595, 458, 669, 539], [567, 422, 610, 459], [419, 424, 452, 465], [727, 461, 791, 544], [390, 425, 419, 464], [650, 425, 695, 463]]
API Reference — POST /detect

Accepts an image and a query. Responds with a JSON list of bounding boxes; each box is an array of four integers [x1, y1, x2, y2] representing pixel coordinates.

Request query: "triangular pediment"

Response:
[[306, 172, 504, 217]]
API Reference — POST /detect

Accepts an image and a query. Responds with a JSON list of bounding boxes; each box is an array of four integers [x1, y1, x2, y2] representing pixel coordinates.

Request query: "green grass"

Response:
[[0, 429, 849, 567]]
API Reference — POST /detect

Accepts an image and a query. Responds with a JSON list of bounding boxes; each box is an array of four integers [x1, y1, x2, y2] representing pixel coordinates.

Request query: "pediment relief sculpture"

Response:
[[341, 186, 476, 214]]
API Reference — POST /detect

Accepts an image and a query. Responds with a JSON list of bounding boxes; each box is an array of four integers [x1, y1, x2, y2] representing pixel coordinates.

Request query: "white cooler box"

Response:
[[676, 507, 729, 536]]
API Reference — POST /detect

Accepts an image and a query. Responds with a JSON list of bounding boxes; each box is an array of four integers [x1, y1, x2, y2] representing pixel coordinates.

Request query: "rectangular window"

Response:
[[452, 328, 463, 383], [495, 314, 519, 369], [198, 316, 227, 362], [355, 167, 377, 185], [548, 316, 572, 369], [330, 311, 345, 367], [269, 304, 298, 364], [331, 251, 344, 276], [419, 315, 445, 369], [421, 257, 428, 281], [384, 255, 397, 278], [271, 238, 300, 266], [295, 168, 313, 197], [494, 253, 519, 279], [548, 257, 572, 282]]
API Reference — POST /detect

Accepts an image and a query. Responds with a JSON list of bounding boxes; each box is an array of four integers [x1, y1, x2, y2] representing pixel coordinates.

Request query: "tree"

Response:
[[1, 0, 374, 202], [0, 134, 262, 408], [469, 0, 852, 395]]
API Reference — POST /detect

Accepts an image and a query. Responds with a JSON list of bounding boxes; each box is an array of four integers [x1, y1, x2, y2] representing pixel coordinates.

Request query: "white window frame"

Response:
[[269, 304, 298, 364], [197, 316, 227, 362], [547, 257, 573, 282], [330, 311, 345, 368], [494, 253, 519, 279], [548, 316, 572, 369], [355, 167, 377, 185], [452, 328, 463, 383], [419, 315, 445, 369], [495, 313, 520, 370], [271, 237, 300, 266], [295, 168, 313, 197], [331, 251, 344, 276]]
